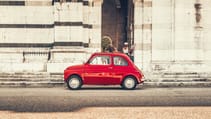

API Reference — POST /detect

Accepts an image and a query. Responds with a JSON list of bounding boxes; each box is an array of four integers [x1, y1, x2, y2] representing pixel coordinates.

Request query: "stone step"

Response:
[[0, 72, 211, 87], [0, 72, 62, 75], [0, 81, 64, 88], [148, 72, 211, 79], [0, 78, 63, 82], [0, 72, 49, 75], [0, 73, 63, 78], [149, 75, 201, 79], [0, 72, 64, 85], [0, 76, 63, 79], [7, 75, 63, 78], [161, 78, 210, 82], [162, 74, 200, 78], [146, 77, 211, 82], [144, 81, 211, 87], [199, 73, 211, 78], [163, 72, 198, 75]]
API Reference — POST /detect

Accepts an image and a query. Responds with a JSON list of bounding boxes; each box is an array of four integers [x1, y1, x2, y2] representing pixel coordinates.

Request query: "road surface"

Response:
[[0, 86, 211, 112]]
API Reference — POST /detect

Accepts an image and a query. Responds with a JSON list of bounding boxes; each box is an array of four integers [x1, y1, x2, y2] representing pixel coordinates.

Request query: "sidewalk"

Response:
[[1, 81, 211, 88], [1, 107, 211, 119]]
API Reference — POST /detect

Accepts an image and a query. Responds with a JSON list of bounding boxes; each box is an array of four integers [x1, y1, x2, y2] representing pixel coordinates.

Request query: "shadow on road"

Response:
[[79, 87, 144, 91], [62, 85, 145, 91]]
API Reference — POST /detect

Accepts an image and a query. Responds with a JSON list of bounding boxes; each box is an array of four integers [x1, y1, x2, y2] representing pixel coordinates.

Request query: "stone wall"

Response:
[[0, 0, 211, 74], [0, 0, 102, 73], [133, 0, 211, 73]]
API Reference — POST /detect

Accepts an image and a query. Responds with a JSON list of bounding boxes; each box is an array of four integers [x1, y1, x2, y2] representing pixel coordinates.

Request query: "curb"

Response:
[[143, 82, 211, 88], [1, 81, 211, 88]]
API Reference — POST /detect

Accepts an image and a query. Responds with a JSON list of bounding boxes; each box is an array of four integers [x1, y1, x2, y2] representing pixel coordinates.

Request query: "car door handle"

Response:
[[108, 67, 113, 69]]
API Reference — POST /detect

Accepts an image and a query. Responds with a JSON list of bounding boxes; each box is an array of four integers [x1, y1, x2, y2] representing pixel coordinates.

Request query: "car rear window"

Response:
[[113, 56, 128, 66]]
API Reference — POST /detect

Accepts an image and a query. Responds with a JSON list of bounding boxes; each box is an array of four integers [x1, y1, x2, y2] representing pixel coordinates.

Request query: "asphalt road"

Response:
[[0, 86, 211, 112]]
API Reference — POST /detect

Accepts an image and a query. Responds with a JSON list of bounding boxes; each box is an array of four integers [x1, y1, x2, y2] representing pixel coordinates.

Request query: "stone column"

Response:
[[174, 0, 198, 61], [203, 0, 211, 71], [54, 2, 83, 43], [193, 0, 204, 61], [151, 0, 174, 71], [133, 0, 152, 72], [83, 1, 89, 44], [83, 0, 93, 58], [48, 1, 86, 73], [88, 0, 103, 53]]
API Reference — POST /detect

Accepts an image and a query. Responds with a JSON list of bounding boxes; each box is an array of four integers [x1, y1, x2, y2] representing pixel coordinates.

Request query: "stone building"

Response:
[[0, 0, 211, 82]]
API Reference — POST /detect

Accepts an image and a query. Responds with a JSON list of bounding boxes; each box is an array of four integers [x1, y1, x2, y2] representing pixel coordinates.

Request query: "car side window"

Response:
[[89, 56, 110, 65], [113, 56, 128, 66]]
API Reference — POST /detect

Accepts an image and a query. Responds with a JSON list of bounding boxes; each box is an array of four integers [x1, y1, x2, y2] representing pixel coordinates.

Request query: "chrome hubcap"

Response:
[[124, 78, 135, 89], [69, 78, 80, 89]]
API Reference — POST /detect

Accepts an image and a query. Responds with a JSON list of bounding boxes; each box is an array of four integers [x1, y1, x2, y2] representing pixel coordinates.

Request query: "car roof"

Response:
[[89, 52, 133, 65], [92, 52, 129, 57]]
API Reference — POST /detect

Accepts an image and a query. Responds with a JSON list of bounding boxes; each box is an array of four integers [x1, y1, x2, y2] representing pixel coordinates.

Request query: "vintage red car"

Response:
[[64, 52, 144, 90]]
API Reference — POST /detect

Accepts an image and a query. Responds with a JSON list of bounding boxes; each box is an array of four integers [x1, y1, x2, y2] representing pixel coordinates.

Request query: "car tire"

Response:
[[122, 76, 137, 90], [67, 75, 82, 90]]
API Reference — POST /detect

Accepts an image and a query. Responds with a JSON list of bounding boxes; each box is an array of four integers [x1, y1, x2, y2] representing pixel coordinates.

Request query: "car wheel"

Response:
[[122, 76, 137, 90], [67, 75, 82, 90]]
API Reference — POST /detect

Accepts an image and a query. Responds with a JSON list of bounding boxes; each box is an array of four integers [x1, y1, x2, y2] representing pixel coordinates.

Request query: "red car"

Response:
[[64, 52, 144, 90]]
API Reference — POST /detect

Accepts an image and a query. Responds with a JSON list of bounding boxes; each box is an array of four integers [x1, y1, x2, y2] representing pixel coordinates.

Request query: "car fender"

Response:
[[64, 70, 83, 82], [122, 72, 142, 84]]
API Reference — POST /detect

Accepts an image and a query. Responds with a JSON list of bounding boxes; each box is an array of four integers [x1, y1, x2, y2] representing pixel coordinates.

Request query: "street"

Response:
[[0, 86, 211, 118], [0, 86, 211, 112]]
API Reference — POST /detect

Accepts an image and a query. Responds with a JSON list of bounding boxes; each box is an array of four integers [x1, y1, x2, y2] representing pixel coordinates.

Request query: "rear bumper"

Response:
[[137, 80, 144, 84], [137, 77, 144, 84], [137, 74, 144, 84]]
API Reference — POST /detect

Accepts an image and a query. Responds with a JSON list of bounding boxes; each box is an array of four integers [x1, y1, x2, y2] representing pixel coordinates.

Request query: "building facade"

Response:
[[0, 0, 211, 75]]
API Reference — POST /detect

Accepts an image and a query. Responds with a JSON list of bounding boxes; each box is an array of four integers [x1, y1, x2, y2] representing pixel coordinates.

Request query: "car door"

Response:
[[111, 56, 129, 84], [83, 55, 113, 85]]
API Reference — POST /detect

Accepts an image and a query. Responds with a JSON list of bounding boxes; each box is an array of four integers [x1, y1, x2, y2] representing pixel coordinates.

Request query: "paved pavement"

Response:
[[0, 107, 211, 119], [0, 87, 211, 112], [0, 87, 211, 119]]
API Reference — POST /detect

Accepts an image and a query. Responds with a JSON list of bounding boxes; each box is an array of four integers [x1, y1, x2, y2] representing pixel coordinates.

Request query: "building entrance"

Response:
[[102, 0, 134, 52]]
